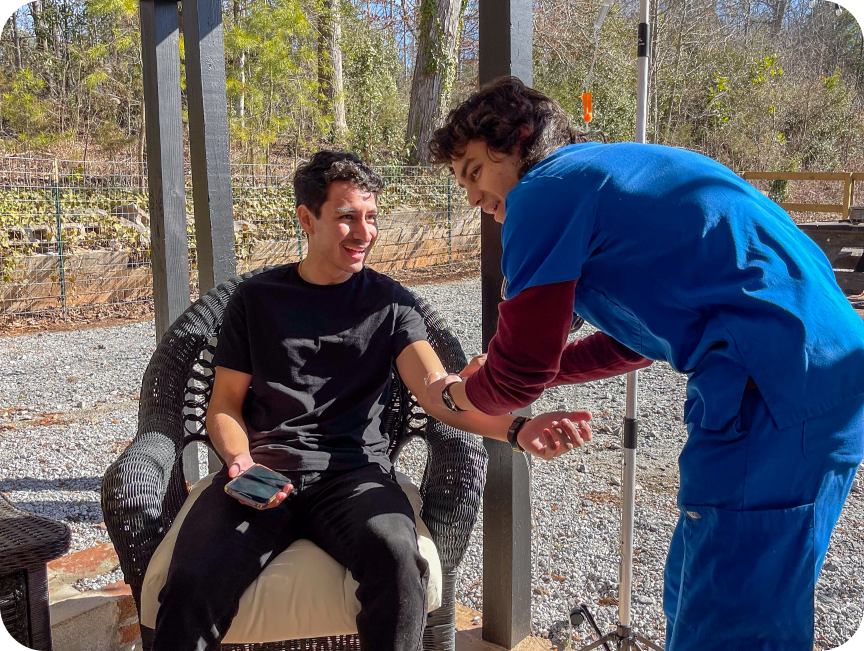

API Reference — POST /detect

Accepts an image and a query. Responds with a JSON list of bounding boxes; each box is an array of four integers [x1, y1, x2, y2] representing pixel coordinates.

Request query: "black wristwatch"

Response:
[[507, 416, 531, 452], [441, 380, 465, 412]]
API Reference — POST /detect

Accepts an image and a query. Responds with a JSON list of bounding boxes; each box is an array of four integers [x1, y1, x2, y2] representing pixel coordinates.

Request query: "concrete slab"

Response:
[[455, 604, 553, 651]]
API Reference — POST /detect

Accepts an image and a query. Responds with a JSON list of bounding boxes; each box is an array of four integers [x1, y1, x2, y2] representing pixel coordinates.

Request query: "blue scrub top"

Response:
[[501, 142, 864, 430]]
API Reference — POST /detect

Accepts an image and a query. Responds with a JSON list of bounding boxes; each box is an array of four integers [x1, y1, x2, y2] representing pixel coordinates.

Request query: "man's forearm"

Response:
[[206, 410, 252, 463], [423, 402, 515, 442]]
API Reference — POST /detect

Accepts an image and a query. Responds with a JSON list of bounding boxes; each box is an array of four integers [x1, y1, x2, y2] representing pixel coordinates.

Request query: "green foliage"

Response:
[[0, 69, 53, 141], [224, 0, 320, 160], [0, 0, 859, 179], [341, 8, 409, 164]]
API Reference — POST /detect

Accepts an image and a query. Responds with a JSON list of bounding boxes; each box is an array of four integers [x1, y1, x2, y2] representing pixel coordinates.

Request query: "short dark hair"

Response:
[[430, 77, 584, 178], [293, 151, 384, 217]]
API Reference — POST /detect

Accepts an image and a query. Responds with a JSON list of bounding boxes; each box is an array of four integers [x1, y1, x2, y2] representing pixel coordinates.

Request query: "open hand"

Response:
[[518, 411, 592, 460], [227, 453, 294, 509]]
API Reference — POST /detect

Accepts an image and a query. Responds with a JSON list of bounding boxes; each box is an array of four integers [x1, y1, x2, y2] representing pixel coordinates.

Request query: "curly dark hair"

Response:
[[293, 151, 384, 217], [430, 77, 585, 178]]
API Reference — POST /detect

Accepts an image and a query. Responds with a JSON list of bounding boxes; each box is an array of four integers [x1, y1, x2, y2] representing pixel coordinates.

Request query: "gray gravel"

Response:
[[1, 276, 862, 648]]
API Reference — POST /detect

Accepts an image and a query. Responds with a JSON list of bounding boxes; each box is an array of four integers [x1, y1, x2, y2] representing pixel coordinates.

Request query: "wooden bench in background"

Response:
[[742, 171, 864, 297]]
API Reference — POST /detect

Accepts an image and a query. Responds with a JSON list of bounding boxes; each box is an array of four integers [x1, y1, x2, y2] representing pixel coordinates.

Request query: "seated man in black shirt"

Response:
[[152, 151, 593, 651]]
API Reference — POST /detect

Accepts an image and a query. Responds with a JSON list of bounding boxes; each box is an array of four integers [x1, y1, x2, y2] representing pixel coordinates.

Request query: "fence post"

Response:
[[52, 159, 67, 312], [447, 176, 452, 264], [843, 173, 853, 220]]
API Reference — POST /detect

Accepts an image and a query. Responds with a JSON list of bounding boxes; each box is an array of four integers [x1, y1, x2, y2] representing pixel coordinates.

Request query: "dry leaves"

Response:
[[32, 412, 71, 428]]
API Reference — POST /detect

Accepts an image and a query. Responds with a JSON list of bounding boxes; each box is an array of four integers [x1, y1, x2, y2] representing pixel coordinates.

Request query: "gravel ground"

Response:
[[1, 276, 863, 648]]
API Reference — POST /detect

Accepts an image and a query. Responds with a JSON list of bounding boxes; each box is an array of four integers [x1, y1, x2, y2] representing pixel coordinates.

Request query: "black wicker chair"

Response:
[[100, 266, 488, 651], [0, 494, 71, 650]]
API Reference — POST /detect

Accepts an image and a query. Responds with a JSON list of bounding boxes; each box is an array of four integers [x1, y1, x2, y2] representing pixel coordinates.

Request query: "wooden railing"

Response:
[[741, 171, 864, 220]]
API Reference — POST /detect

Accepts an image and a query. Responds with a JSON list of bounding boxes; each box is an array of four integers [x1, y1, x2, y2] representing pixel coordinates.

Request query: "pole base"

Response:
[[569, 604, 664, 651]]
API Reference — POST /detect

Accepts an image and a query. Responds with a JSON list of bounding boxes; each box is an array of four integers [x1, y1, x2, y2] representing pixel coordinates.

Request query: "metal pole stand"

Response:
[[569, 371, 663, 651]]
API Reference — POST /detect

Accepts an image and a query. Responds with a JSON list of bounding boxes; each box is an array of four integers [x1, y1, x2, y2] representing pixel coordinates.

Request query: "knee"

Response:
[[161, 556, 228, 603], [358, 514, 428, 581]]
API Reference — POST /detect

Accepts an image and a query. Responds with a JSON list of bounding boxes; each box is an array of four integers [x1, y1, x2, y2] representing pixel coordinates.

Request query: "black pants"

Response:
[[152, 463, 429, 651]]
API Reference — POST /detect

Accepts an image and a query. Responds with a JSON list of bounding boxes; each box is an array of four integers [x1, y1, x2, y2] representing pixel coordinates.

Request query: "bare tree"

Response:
[[405, 0, 466, 164], [10, 10, 22, 71], [318, 0, 347, 139], [233, 0, 246, 127]]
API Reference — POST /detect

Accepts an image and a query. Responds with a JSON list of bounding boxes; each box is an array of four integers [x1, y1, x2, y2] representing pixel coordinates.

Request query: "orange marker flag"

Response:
[[580, 92, 593, 123]]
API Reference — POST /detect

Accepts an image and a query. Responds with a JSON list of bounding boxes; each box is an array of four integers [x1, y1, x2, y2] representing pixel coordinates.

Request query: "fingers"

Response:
[[558, 418, 583, 448], [459, 354, 487, 378], [541, 427, 558, 459], [228, 454, 254, 478], [540, 419, 592, 458], [579, 419, 592, 441], [265, 484, 294, 509]]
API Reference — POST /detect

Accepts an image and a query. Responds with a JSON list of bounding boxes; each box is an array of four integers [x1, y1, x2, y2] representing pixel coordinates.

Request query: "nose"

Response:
[[466, 187, 482, 208], [355, 217, 376, 242]]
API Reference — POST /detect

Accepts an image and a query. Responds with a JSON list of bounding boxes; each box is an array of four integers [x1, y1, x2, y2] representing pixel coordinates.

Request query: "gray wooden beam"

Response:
[[140, 0, 191, 340], [182, 0, 237, 295], [478, 0, 534, 645]]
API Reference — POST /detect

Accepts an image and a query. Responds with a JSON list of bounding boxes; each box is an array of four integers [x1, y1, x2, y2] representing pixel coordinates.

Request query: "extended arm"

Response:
[[395, 340, 592, 459], [443, 280, 651, 416]]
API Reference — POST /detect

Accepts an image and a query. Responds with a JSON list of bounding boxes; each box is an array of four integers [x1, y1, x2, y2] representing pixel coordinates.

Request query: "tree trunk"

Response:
[[11, 11, 22, 70], [663, 0, 688, 144], [233, 0, 246, 125], [771, 0, 786, 34], [30, 1, 48, 52], [318, 0, 347, 140], [405, 0, 466, 165]]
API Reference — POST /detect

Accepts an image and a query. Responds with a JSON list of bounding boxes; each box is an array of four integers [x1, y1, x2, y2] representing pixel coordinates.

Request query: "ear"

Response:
[[297, 205, 315, 237]]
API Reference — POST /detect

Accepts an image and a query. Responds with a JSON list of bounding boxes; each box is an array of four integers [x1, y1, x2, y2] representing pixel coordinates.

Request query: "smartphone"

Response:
[[224, 464, 294, 510]]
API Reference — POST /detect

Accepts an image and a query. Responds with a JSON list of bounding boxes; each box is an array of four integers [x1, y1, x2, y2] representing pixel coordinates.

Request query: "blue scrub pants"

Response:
[[663, 386, 864, 651]]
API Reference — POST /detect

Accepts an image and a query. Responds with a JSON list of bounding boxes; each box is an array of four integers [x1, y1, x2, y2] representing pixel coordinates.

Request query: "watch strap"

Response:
[[441, 380, 465, 412], [507, 416, 530, 452]]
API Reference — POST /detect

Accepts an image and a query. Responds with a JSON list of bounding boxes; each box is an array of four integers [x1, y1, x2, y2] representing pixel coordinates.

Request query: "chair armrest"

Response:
[[100, 431, 186, 605], [419, 418, 487, 571]]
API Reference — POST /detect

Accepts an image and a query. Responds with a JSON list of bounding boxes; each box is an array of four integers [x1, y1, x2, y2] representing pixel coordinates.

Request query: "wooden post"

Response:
[[141, 0, 198, 481], [140, 0, 191, 341], [843, 174, 853, 220], [182, 0, 237, 295], [478, 0, 533, 645]]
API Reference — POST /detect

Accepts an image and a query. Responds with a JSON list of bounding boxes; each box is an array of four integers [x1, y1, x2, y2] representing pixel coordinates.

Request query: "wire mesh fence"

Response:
[[0, 157, 479, 317]]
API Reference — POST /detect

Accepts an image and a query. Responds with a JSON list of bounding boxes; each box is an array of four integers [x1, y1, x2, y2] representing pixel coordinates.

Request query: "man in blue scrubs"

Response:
[[425, 77, 864, 650]]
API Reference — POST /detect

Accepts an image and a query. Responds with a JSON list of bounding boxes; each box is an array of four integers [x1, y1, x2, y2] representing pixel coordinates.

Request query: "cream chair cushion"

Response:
[[140, 471, 442, 643]]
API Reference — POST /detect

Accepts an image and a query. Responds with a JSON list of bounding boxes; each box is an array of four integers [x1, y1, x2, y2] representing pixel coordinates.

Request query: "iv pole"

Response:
[[569, 0, 663, 648]]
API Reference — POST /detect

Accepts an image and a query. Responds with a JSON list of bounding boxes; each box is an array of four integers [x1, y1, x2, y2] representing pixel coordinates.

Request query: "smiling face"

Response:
[[298, 180, 378, 284], [452, 139, 522, 224]]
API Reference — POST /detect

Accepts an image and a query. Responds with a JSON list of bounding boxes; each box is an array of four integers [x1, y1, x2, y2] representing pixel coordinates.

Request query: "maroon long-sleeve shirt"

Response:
[[464, 280, 653, 416]]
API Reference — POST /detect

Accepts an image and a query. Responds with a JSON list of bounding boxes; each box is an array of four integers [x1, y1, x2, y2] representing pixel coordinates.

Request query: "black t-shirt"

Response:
[[212, 264, 427, 473]]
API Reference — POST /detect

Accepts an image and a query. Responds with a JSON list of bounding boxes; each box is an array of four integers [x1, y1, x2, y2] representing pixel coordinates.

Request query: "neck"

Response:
[[298, 254, 354, 285]]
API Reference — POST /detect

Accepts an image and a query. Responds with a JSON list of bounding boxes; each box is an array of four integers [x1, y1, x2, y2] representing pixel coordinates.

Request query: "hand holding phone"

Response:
[[224, 461, 294, 510]]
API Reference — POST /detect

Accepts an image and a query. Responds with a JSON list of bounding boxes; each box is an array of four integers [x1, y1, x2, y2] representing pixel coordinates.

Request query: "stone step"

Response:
[[46, 543, 140, 651]]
